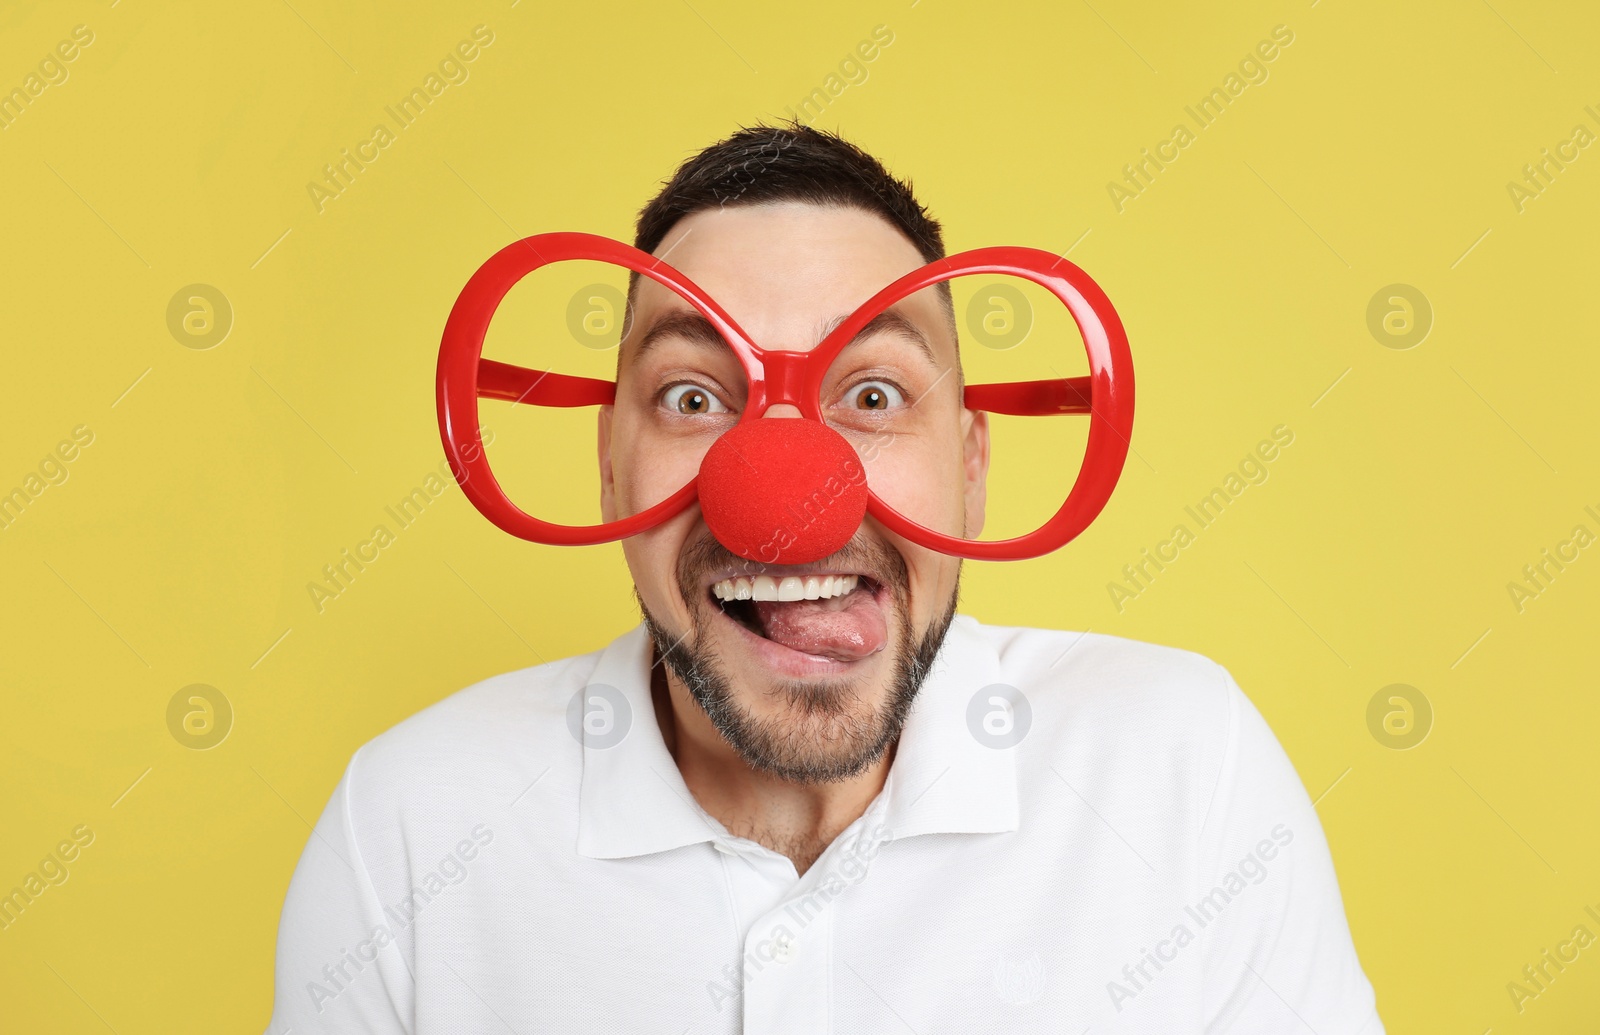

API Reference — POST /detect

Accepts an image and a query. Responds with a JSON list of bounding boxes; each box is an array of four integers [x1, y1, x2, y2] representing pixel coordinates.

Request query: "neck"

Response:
[[650, 658, 893, 876]]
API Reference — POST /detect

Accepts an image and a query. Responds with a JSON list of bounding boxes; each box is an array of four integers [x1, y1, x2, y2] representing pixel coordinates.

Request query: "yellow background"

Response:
[[2, 0, 1597, 1030]]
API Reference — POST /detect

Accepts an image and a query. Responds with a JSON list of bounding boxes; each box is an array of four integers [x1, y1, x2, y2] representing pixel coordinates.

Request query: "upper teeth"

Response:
[[712, 574, 861, 602]]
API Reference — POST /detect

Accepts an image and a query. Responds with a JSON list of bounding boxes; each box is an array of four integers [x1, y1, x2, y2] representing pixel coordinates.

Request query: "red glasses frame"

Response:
[[437, 232, 1134, 560]]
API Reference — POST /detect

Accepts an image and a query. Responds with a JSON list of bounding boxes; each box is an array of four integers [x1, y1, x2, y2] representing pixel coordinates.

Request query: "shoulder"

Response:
[[959, 616, 1259, 829], [338, 642, 608, 825], [967, 615, 1237, 735], [363, 650, 595, 763]]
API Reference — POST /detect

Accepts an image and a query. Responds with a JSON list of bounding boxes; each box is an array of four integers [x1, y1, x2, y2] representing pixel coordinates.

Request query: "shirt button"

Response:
[[773, 932, 794, 963]]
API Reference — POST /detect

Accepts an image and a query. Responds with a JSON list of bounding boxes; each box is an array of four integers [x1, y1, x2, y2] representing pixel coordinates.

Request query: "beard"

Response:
[[638, 531, 959, 784]]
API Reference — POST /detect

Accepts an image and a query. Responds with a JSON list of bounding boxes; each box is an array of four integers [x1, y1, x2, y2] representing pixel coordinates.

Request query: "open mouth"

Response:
[[707, 571, 889, 665]]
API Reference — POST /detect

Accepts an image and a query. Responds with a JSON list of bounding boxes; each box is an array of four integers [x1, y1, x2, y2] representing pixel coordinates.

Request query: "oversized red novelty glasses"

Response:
[[437, 232, 1133, 562]]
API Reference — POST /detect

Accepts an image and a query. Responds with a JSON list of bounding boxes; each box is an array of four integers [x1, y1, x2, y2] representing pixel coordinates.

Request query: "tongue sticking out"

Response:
[[751, 584, 887, 662]]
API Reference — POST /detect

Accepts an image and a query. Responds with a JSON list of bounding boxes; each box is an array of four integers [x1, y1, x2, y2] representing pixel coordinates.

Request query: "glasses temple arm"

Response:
[[962, 376, 1092, 416], [478, 359, 617, 407]]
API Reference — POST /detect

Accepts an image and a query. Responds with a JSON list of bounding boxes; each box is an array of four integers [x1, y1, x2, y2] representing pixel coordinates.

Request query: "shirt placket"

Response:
[[715, 809, 892, 1034]]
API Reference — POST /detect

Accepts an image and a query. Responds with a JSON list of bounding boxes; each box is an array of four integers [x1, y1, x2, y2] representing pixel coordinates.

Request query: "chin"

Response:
[[639, 528, 950, 783]]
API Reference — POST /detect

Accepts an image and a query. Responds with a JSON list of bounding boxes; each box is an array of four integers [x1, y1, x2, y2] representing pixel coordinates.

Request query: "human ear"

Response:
[[598, 404, 616, 523], [962, 408, 989, 539]]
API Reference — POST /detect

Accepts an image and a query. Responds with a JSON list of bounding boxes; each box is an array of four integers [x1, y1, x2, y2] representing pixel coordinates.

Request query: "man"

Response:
[[268, 123, 1383, 1032]]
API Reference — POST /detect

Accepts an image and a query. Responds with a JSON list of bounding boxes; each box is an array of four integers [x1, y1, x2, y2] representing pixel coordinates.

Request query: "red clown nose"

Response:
[[697, 419, 869, 565]]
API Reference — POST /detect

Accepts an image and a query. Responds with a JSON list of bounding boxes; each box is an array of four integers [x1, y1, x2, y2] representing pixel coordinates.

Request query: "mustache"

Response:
[[676, 528, 908, 604]]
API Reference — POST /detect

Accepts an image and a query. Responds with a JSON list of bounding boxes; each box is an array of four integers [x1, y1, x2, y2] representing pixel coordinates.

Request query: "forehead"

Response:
[[628, 201, 943, 354]]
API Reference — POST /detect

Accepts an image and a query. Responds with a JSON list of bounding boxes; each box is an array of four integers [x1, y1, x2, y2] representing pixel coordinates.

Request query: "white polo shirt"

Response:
[[267, 614, 1383, 1033]]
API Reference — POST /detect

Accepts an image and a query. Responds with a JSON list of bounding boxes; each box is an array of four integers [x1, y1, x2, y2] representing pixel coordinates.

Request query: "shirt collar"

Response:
[[576, 613, 1019, 861]]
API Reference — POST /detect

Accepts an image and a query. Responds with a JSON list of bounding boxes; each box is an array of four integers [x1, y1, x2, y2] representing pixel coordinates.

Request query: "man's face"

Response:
[[597, 201, 989, 782]]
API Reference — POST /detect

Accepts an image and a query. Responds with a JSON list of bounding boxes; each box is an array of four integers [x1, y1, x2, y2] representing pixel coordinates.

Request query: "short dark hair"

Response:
[[635, 120, 947, 263], [626, 120, 955, 336]]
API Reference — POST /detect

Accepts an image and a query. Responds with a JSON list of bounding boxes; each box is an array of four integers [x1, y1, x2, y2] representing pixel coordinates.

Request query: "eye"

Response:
[[845, 381, 905, 411], [662, 383, 729, 415]]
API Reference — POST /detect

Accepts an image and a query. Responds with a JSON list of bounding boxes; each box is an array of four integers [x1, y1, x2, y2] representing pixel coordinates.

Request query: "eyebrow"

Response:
[[631, 305, 939, 369]]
